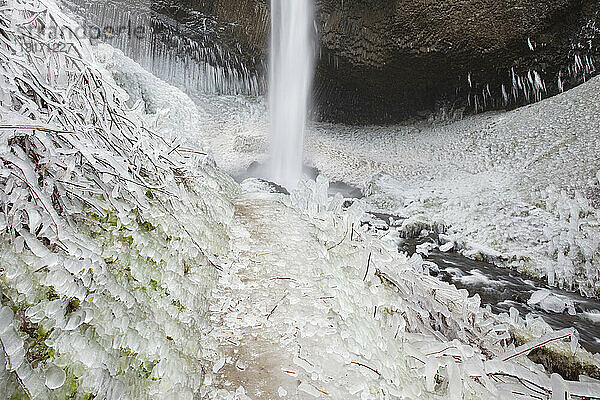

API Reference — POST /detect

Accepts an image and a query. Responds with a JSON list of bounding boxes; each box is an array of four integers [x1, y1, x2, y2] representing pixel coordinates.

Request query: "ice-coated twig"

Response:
[[267, 293, 287, 320], [0, 125, 76, 134], [497, 328, 575, 362], [327, 220, 349, 250], [351, 361, 381, 377], [363, 252, 371, 281]]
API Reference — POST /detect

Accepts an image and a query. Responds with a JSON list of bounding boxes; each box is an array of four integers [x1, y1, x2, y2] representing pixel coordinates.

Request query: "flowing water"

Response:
[[269, 0, 314, 188], [365, 214, 600, 354]]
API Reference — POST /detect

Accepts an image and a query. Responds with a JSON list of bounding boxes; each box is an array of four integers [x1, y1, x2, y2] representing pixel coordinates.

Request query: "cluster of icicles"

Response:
[[0, 0, 238, 397], [63, 0, 265, 96]]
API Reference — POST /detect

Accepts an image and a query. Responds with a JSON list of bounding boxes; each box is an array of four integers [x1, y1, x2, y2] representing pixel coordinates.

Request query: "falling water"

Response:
[[269, 0, 314, 188]]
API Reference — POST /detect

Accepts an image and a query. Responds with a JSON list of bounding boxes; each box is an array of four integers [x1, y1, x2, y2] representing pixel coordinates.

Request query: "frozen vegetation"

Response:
[[191, 63, 600, 298], [0, 0, 600, 399]]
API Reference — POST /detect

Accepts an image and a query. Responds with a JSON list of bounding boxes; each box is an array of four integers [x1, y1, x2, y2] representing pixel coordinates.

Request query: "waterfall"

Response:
[[269, 0, 314, 189]]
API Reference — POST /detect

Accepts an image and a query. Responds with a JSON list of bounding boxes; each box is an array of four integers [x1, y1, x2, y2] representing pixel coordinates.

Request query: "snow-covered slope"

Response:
[[177, 69, 600, 296]]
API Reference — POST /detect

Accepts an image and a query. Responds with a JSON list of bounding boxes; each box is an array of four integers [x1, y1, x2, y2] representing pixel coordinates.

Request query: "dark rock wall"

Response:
[[314, 0, 600, 123], [153, 0, 600, 124], [150, 0, 270, 79]]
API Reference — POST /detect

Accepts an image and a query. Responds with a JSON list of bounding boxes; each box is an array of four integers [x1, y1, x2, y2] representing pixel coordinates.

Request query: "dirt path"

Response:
[[206, 193, 333, 399]]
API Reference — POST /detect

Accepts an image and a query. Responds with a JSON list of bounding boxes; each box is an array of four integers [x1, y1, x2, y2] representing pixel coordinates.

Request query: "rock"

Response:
[[528, 289, 576, 315], [241, 177, 290, 194], [150, 0, 269, 76], [152, 0, 600, 123], [312, 0, 600, 123], [439, 242, 455, 253]]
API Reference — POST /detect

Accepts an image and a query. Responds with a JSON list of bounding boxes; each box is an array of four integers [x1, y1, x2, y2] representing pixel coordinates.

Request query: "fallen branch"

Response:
[[363, 252, 371, 281], [327, 221, 349, 250], [0, 125, 76, 134], [266, 293, 287, 320]]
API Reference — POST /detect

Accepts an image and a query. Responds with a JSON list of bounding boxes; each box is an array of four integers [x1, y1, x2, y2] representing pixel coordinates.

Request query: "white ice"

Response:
[[1, 1, 600, 399]]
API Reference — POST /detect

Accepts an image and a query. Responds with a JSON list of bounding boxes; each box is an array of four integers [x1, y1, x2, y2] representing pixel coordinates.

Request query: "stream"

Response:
[[366, 212, 600, 354]]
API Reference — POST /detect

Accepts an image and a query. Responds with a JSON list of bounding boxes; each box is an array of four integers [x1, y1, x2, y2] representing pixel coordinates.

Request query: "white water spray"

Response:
[[270, 0, 314, 188]]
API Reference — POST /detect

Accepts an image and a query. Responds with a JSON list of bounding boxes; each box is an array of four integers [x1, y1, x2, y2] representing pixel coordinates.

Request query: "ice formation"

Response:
[[63, 0, 265, 96], [528, 290, 576, 315], [0, 0, 599, 399], [0, 0, 237, 397]]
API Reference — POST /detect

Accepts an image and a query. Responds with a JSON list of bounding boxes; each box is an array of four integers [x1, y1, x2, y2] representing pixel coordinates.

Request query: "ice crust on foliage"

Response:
[[0, 0, 600, 398], [203, 176, 600, 399], [0, 0, 237, 397]]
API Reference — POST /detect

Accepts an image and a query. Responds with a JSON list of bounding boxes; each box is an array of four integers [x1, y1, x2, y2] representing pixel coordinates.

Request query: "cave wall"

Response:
[[152, 0, 600, 123]]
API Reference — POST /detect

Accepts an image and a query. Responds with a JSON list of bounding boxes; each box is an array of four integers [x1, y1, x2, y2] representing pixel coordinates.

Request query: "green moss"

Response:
[[171, 299, 185, 311], [46, 286, 59, 301], [104, 212, 118, 227], [23, 322, 55, 369], [87, 212, 101, 222], [28, 342, 54, 368], [36, 325, 48, 338], [139, 360, 158, 379], [9, 389, 28, 400], [140, 221, 155, 232], [82, 393, 95, 400], [66, 298, 80, 314], [145, 256, 158, 266], [512, 330, 600, 381], [87, 207, 118, 228], [67, 379, 78, 399], [116, 265, 133, 283], [103, 257, 116, 264], [120, 346, 139, 358], [118, 234, 133, 245]]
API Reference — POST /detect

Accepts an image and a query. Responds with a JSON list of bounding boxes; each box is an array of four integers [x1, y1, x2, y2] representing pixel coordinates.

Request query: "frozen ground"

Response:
[[128, 61, 600, 297]]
